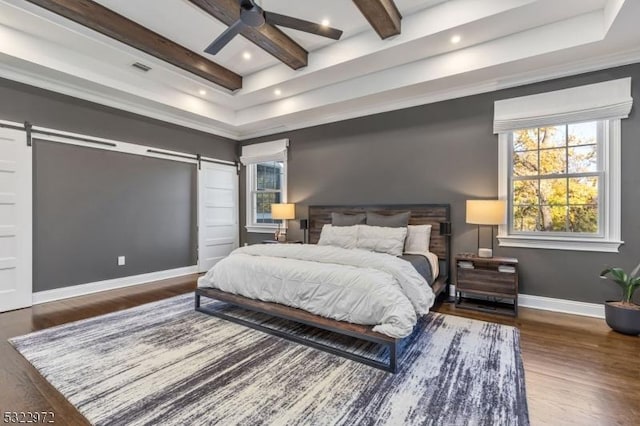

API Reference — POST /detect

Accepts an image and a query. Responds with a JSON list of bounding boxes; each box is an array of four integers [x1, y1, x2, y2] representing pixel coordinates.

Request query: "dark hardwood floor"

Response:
[[1, 277, 638, 425]]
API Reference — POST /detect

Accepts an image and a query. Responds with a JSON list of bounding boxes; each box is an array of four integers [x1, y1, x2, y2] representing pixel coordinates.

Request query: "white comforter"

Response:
[[197, 244, 435, 338]]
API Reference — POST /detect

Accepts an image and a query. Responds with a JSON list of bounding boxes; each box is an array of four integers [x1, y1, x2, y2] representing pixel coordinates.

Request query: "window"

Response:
[[248, 160, 286, 228], [494, 78, 632, 252], [510, 122, 602, 235], [241, 139, 289, 233]]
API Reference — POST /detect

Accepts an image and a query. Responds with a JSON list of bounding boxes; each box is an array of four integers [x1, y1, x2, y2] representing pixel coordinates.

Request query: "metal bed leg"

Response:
[[389, 340, 398, 373], [195, 289, 402, 374]]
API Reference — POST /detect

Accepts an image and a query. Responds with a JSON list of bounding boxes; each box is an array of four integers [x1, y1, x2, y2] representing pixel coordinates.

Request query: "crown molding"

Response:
[[0, 59, 241, 140]]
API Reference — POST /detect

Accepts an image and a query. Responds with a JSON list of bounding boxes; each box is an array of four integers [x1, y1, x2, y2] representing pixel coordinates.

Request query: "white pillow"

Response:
[[317, 224, 358, 249], [404, 225, 432, 253], [356, 225, 407, 257]]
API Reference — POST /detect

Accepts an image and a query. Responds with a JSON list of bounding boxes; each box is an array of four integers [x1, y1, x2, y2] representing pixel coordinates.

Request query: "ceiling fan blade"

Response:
[[204, 20, 245, 55], [264, 12, 343, 40]]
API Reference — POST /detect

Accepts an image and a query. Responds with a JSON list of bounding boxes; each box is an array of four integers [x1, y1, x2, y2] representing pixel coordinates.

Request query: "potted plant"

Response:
[[600, 263, 640, 335]]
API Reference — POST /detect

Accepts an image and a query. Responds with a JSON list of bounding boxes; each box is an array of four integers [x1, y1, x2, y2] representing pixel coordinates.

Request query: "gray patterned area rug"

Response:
[[10, 294, 529, 426]]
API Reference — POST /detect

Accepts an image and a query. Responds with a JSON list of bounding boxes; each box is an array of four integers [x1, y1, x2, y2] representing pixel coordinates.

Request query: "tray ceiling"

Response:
[[0, 0, 638, 140]]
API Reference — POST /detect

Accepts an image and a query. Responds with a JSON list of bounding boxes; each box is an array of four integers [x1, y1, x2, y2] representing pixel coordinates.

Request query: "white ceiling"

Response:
[[92, 0, 448, 76], [0, 0, 639, 140]]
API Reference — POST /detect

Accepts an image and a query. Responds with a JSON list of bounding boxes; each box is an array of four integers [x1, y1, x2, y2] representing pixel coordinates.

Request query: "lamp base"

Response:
[[478, 248, 493, 258]]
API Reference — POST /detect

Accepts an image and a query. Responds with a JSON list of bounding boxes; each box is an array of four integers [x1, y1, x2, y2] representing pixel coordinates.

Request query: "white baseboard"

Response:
[[32, 266, 198, 305], [447, 285, 604, 318], [518, 294, 605, 318], [32, 270, 605, 319]]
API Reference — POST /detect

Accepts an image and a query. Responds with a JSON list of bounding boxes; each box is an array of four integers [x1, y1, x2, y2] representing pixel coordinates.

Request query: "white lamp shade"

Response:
[[271, 203, 295, 220], [466, 200, 507, 225]]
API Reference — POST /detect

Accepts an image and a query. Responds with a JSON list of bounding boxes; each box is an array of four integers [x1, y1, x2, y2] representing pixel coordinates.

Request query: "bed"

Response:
[[195, 204, 451, 373]]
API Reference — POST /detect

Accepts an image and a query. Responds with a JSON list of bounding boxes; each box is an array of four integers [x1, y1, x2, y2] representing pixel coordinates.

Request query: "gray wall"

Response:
[[33, 141, 196, 292], [0, 77, 237, 291], [241, 63, 640, 305]]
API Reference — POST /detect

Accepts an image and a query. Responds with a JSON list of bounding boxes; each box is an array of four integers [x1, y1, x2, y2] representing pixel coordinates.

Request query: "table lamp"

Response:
[[271, 203, 295, 242], [466, 200, 506, 258]]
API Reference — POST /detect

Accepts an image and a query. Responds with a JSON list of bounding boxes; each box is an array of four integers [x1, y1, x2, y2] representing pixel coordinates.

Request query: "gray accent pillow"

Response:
[[331, 212, 366, 226], [366, 211, 411, 228]]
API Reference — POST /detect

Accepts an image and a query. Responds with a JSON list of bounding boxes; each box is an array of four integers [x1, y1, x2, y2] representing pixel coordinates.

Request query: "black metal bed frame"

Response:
[[195, 288, 399, 373], [194, 203, 451, 374]]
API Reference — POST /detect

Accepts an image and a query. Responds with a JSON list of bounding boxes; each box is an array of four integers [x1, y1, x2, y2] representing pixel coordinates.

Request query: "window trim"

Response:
[[497, 119, 622, 252], [245, 159, 288, 234]]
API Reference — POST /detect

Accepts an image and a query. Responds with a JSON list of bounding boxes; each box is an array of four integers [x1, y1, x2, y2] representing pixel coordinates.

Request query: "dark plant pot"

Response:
[[605, 301, 640, 336]]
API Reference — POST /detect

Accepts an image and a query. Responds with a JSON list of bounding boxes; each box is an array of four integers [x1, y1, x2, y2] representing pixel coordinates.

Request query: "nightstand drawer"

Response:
[[455, 255, 519, 316], [457, 269, 517, 295]]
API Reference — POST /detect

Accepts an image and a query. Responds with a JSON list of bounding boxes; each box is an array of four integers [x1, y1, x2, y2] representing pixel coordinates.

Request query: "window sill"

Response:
[[245, 225, 286, 234], [497, 235, 623, 253]]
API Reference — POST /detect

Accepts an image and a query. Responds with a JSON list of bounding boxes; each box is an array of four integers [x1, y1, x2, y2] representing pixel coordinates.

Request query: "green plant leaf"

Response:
[[601, 266, 640, 302], [600, 267, 630, 288], [600, 267, 613, 278], [610, 268, 629, 284]]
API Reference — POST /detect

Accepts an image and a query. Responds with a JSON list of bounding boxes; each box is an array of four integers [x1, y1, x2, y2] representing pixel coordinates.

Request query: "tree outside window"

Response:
[[511, 122, 600, 234]]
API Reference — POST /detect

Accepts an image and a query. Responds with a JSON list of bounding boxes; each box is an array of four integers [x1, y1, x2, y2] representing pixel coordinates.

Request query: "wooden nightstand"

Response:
[[455, 255, 519, 316]]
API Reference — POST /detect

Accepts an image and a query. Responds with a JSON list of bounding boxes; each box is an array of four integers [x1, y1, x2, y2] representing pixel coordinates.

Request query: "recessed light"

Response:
[[243, 51, 252, 60], [321, 19, 330, 27], [451, 35, 461, 44], [274, 89, 282, 96], [199, 89, 207, 96]]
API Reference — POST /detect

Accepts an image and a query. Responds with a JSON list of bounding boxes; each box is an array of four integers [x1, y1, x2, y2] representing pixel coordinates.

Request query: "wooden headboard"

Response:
[[308, 204, 451, 261]]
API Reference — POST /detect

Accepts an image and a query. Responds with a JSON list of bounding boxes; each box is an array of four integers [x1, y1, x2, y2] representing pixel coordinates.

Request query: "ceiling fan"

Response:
[[204, 0, 344, 55]]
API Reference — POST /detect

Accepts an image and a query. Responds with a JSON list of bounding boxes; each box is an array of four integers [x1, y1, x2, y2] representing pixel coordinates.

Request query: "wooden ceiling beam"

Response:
[[352, 0, 402, 39], [25, 0, 242, 91], [188, 0, 308, 70]]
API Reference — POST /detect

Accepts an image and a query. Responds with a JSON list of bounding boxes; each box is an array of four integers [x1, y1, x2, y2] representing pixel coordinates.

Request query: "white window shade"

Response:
[[493, 78, 633, 134], [240, 139, 289, 165]]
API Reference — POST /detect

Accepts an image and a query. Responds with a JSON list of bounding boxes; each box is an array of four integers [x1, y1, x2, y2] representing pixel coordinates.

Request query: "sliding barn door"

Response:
[[0, 128, 32, 312], [198, 162, 238, 273]]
